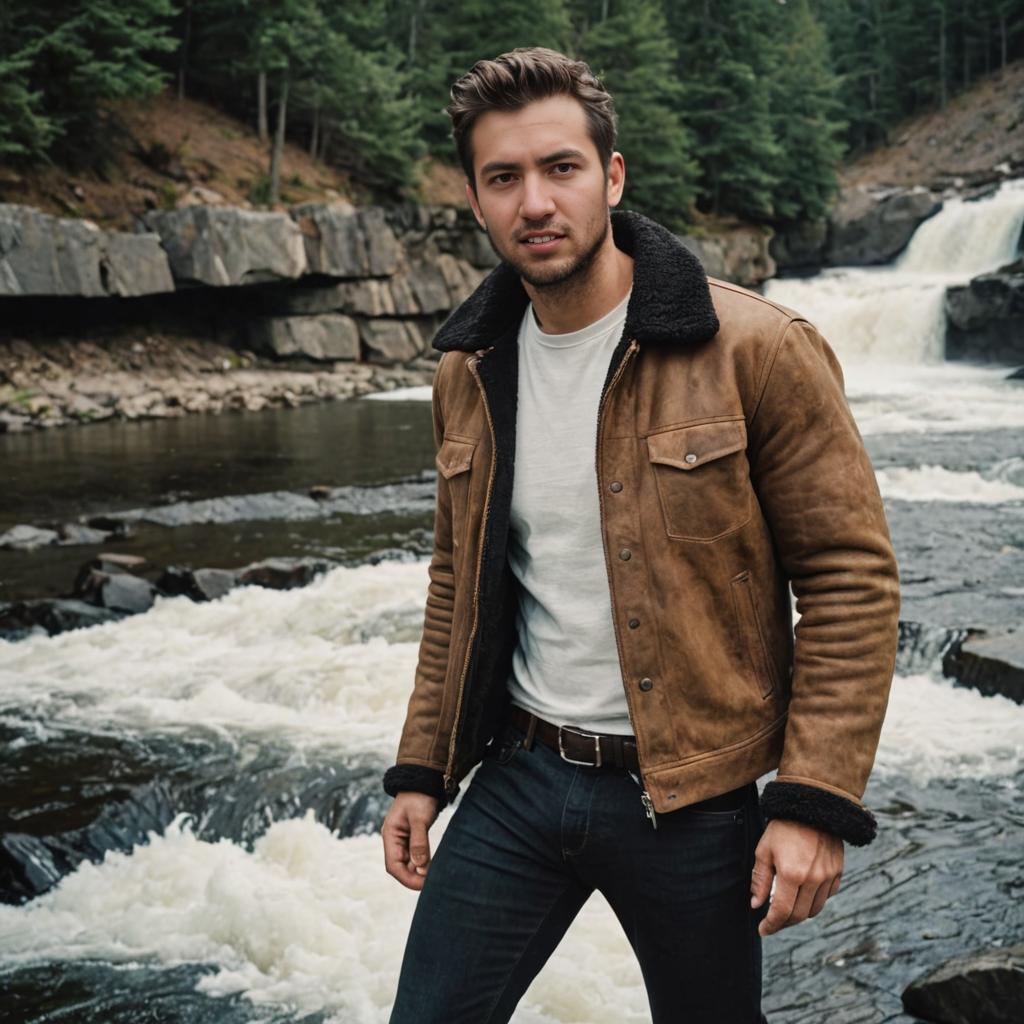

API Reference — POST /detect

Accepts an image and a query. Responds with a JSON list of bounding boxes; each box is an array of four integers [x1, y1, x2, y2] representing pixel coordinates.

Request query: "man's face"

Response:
[[465, 94, 625, 289]]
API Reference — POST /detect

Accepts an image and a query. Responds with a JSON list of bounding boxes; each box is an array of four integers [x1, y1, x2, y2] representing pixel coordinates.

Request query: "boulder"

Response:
[[945, 259, 1024, 363], [143, 206, 307, 286], [0, 204, 173, 297], [0, 598, 122, 640], [290, 203, 400, 277], [902, 945, 1024, 1024], [825, 185, 941, 266], [680, 224, 775, 287], [359, 319, 423, 363], [943, 630, 1024, 704], [235, 556, 334, 590], [249, 314, 361, 361], [156, 565, 237, 602], [768, 218, 829, 273]]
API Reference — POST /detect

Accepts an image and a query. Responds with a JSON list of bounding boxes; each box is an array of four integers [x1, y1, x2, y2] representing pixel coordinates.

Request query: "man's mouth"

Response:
[[520, 232, 565, 252]]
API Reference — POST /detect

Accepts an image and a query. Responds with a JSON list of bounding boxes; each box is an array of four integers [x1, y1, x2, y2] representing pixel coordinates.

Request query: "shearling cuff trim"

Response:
[[761, 780, 877, 846], [382, 763, 452, 806]]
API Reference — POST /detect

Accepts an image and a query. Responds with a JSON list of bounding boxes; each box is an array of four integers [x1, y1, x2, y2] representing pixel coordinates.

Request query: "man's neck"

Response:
[[524, 237, 634, 335]]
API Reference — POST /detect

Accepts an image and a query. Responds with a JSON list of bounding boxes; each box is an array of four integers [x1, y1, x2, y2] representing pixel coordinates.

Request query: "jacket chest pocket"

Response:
[[645, 419, 752, 542], [435, 434, 477, 556]]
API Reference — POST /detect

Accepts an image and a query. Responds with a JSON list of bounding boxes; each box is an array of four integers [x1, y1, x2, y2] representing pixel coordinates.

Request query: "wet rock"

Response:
[[235, 556, 336, 590], [143, 206, 307, 286], [0, 598, 123, 639], [248, 314, 360, 361], [768, 218, 829, 273], [943, 630, 1024, 704], [0, 204, 172, 297], [74, 568, 157, 614], [826, 185, 941, 266], [290, 202, 399, 277], [902, 945, 1024, 1024], [155, 565, 237, 602], [945, 259, 1024, 364], [680, 224, 776, 286], [0, 524, 59, 550], [1007, 366, 1024, 380]]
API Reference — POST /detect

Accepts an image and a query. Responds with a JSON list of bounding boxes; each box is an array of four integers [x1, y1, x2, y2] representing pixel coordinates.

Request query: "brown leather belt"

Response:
[[507, 704, 640, 771]]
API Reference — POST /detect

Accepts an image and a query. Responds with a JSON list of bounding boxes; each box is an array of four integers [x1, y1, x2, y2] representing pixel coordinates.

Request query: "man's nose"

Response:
[[518, 173, 556, 221]]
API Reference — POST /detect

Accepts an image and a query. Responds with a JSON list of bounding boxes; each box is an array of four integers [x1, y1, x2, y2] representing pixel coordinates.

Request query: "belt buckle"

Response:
[[557, 724, 602, 767]]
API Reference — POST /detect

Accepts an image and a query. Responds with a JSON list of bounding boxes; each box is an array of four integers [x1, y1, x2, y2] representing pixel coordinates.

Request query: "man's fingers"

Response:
[[759, 875, 797, 937], [381, 815, 427, 891], [749, 848, 774, 909], [809, 878, 832, 919], [408, 819, 432, 876]]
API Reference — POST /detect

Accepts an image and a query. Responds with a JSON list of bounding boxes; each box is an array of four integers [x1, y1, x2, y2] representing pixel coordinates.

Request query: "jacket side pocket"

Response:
[[730, 570, 777, 699]]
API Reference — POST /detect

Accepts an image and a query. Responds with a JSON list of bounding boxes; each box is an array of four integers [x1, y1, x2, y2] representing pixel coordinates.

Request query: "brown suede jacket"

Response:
[[382, 209, 901, 846]]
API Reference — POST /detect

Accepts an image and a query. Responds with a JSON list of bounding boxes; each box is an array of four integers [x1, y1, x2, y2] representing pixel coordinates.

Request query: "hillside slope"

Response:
[[840, 59, 1024, 190], [0, 93, 357, 230]]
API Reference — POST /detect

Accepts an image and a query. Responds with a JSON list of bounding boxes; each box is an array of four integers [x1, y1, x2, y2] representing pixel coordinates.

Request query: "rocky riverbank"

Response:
[[0, 329, 435, 433]]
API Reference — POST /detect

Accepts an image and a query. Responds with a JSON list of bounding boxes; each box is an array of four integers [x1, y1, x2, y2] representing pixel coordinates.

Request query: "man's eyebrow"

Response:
[[479, 149, 588, 177]]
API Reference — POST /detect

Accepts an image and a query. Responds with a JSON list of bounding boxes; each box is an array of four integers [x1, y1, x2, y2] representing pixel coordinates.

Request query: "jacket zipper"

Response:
[[595, 337, 657, 829], [443, 346, 497, 798]]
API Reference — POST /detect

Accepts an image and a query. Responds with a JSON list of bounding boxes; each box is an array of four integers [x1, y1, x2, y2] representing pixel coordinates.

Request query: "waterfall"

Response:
[[763, 178, 1024, 365]]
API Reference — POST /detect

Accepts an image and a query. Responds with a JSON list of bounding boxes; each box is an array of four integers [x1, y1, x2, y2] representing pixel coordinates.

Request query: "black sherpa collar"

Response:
[[431, 209, 721, 353]]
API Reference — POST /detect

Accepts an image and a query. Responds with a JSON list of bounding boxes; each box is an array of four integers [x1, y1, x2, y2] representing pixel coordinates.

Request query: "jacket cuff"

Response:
[[382, 763, 453, 806], [760, 780, 877, 846]]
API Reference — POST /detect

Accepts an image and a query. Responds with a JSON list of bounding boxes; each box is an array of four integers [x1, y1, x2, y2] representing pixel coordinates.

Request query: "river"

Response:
[[1, 182, 1023, 1022]]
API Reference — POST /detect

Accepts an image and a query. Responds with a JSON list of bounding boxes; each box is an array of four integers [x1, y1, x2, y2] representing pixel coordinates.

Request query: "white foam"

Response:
[[843, 362, 1024, 436], [0, 809, 648, 1023], [0, 561, 430, 754], [875, 464, 1024, 503], [362, 386, 433, 402], [875, 672, 1024, 783]]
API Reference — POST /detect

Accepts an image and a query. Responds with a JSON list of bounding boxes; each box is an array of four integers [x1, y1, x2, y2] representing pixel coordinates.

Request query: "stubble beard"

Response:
[[486, 212, 611, 301]]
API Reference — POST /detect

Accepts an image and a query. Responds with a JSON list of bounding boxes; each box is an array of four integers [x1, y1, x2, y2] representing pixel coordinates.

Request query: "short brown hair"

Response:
[[447, 47, 617, 190]]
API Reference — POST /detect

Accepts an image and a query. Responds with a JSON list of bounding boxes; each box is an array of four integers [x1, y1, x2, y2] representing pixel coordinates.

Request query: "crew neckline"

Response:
[[525, 288, 632, 349]]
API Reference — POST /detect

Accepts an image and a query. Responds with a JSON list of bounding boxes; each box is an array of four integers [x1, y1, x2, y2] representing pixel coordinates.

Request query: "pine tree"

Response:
[[767, 0, 847, 222], [579, 0, 700, 230]]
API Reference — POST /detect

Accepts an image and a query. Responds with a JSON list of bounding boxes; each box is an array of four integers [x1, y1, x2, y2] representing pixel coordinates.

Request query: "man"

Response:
[[381, 46, 900, 1023]]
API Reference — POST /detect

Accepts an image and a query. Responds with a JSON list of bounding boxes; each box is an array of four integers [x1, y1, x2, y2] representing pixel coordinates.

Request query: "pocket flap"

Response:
[[646, 419, 747, 470], [435, 436, 476, 479]]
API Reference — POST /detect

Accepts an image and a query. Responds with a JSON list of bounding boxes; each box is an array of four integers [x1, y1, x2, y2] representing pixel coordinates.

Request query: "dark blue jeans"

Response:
[[389, 715, 771, 1023]]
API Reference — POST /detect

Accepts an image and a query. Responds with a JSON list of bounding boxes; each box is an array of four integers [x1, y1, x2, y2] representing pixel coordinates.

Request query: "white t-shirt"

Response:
[[505, 288, 634, 734]]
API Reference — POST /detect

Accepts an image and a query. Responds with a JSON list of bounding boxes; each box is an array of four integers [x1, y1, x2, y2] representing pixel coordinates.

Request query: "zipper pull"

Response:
[[627, 770, 658, 830], [640, 789, 658, 830]]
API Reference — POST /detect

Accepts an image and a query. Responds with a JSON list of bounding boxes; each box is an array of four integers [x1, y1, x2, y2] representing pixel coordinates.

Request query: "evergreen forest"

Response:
[[1, 0, 1021, 230]]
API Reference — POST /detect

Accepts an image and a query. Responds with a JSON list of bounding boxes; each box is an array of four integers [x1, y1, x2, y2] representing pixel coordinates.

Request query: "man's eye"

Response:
[[552, 163, 575, 174], [492, 173, 515, 185]]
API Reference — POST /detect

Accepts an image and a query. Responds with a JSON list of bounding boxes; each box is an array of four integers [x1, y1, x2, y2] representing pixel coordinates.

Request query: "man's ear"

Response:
[[465, 181, 486, 230], [606, 152, 626, 209]]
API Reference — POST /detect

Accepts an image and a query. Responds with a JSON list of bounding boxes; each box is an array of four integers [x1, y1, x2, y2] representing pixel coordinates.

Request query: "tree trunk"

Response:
[[961, 0, 970, 88], [177, 0, 192, 100], [269, 72, 289, 206], [999, 13, 1007, 69], [310, 103, 319, 160], [257, 71, 268, 143], [319, 124, 331, 164], [938, 2, 947, 110]]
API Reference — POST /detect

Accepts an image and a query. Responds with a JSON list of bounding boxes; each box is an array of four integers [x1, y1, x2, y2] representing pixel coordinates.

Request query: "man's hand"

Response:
[[750, 819, 843, 936], [382, 791, 441, 891]]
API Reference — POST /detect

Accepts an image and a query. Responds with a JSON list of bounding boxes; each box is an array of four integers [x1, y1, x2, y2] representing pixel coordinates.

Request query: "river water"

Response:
[[1, 182, 1023, 1023]]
